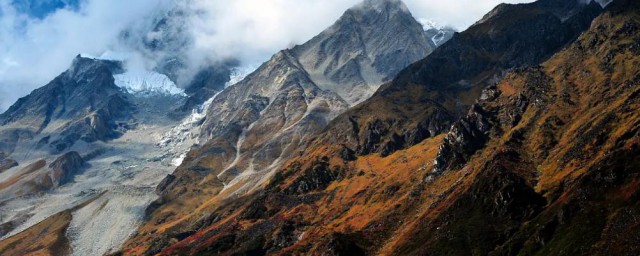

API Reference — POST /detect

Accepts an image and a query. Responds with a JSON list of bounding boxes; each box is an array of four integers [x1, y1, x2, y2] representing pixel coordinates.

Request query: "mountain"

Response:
[[288, 0, 437, 105], [0, 56, 132, 156], [2, 0, 636, 255], [111, 0, 640, 255], [313, 0, 604, 158], [395, 1, 640, 252], [0, 56, 210, 255], [0, 0, 446, 255], [121, 0, 446, 253]]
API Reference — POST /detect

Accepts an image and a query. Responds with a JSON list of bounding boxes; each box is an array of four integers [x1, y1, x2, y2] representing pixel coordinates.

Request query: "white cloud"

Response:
[[0, 0, 174, 110], [0, 0, 537, 111]]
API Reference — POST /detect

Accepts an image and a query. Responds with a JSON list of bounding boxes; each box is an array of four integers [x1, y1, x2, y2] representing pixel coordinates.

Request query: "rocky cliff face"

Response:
[[3, 0, 636, 255], [156, 0, 438, 201], [47, 151, 86, 188], [0, 151, 86, 204], [173, 0, 437, 196], [392, 2, 640, 253], [0, 47, 215, 256]]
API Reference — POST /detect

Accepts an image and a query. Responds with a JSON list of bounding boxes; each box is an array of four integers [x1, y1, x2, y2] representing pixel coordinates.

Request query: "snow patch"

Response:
[[171, 153, 186, 167], [227, 65, 258, 86], [595, 0, 613, 7], [114, 71, 185, 96], [418, 18, 445, 30], [79, 51, 131, 62], [81, 51, 185, 96]]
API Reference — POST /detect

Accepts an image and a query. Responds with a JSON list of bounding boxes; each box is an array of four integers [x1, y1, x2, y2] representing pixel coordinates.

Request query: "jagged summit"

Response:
[[0, 55, 132, 155], [290, 0, 434, 105], [0, 52, 199, 256]]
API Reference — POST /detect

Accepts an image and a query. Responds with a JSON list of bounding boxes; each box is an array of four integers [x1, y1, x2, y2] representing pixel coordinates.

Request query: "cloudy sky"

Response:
[[0, 0, 537, 111]]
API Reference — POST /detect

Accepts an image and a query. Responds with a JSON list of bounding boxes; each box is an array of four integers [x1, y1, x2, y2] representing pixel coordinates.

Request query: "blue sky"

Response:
[[10, 0, 80, 19]]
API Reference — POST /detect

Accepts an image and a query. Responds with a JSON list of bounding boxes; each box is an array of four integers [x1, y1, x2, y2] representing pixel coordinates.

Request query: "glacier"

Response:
[[82, 51, 186, 97], [114, 71, 185, 96]]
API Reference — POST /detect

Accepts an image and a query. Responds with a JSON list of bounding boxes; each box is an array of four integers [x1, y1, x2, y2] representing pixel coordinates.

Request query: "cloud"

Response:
[[0, 0, 537, 111], [184, 0, 537, 66], [0, 0, 173, 110]]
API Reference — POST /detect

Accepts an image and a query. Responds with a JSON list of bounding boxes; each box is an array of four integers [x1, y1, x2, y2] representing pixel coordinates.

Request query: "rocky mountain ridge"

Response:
[[121, 0, 449, 253], [115, 0, 640, 255], [152, 0, 440, 206], [2, 0, 637, 255], [312, 0, 604, 158]]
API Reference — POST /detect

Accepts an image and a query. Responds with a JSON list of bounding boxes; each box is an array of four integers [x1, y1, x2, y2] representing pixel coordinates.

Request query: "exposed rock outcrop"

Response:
[[47, 151, 87, 188], [125, 0, 445, 252]]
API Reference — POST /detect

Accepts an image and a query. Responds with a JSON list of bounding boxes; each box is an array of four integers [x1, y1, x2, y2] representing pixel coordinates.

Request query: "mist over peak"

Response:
[[0, 0, 536, 112]]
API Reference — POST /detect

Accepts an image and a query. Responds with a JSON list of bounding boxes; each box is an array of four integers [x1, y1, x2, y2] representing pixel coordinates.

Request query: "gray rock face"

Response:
[[0, 56, 133, 154], [291, 0, 435, 105], [0, 152, 85, 204], [161, 0, 438, 198]]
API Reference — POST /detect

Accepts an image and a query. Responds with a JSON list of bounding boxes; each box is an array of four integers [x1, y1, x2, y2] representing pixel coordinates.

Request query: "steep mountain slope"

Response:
[[315, 0, 604, 158], [122, 0, 442, 254], [289, 0, 436, 105], [391, 1, 640, 253], [115, 0, 640, 255]]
